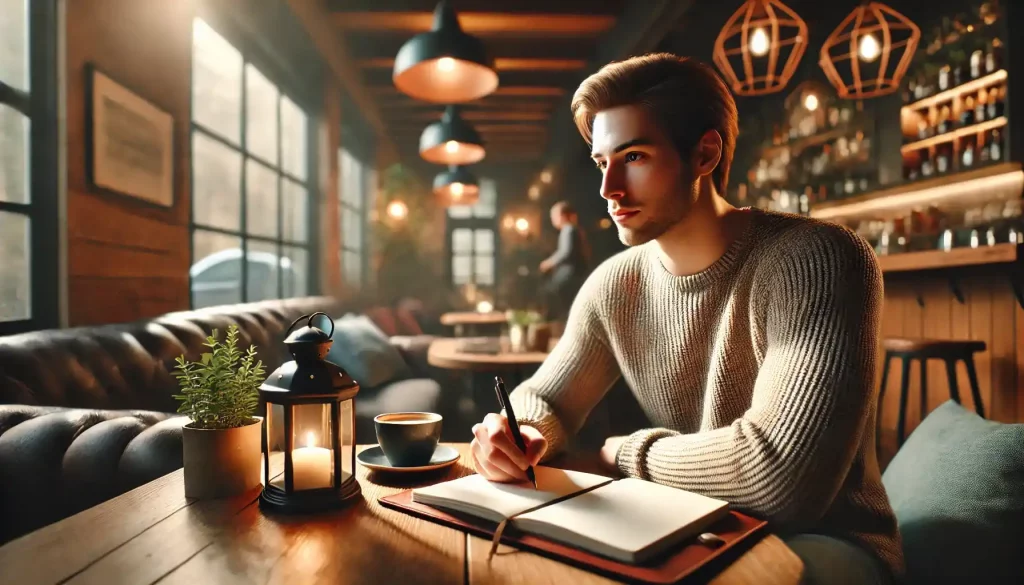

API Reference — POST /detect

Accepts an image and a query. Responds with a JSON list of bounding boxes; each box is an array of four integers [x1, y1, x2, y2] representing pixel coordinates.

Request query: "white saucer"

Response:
[[357, 444, 460, 473]]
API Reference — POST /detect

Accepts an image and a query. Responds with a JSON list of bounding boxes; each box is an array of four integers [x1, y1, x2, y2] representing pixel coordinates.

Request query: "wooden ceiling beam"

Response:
[[333, 12, 614, 37], [358, 57, 586, 71]]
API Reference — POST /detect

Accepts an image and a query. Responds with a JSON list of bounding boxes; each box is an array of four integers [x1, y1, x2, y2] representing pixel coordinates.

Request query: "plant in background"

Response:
[[505, 309, 544, 327], [173, 324, 265, 429]]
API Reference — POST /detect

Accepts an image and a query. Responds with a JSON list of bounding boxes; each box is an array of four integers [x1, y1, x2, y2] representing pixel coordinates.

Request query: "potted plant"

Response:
[[505, 310, 546, 352], [173, 324, 265, 499]]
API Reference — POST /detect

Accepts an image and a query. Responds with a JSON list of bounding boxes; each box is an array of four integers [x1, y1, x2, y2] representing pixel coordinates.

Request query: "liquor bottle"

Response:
[[960, 96, 976, 127], [961, 136, 976, 168], [989, 128, 1003, 161], [921, 149, 936, 177], [970, 49, 984, 79], [986, 85, 1006, 119], [979, 132, 992, 164], [935, 143, 952, 174], [936, 105, 953, 134], [985, 38, 1002, 74], [974, 88, 987, 123], [938, 65, 951, 91]]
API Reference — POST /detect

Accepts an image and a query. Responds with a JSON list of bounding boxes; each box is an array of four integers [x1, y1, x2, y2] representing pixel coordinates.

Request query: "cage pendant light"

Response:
[[713, 0, 808, 96], [393, 0, 499, 103], [819, 2, 921, 99]]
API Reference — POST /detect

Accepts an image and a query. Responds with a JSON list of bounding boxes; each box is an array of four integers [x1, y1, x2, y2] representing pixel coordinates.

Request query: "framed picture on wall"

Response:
[[86, 66, 174, 207]]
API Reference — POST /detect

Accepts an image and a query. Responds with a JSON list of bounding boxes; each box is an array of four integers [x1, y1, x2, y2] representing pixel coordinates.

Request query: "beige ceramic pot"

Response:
[[182, 417, 262, 499]]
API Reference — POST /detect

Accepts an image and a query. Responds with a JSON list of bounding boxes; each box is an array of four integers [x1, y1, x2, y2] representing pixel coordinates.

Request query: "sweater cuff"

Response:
[[616, 428, 677, 480], [508, 389, 569, 461]]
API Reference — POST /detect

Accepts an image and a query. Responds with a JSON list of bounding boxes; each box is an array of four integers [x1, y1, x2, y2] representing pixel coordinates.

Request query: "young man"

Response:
[[538, 200, 589, 323], [470, 54, 902, 584]]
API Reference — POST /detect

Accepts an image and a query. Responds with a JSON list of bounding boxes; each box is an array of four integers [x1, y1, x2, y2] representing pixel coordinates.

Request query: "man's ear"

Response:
[[692, 129, 722, 179]]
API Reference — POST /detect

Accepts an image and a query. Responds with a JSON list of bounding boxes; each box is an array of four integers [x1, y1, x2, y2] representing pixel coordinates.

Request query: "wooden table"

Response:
[[0, 444, 803, 585], [439, 311, 507, 337], [428, 336, 553, 373]]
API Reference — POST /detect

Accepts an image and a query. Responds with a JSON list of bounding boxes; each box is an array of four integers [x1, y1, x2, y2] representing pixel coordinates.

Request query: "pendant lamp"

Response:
[[713, 0, 808, 96], [393, 0, 499, 103], [819, 2, 920, 99], [433, 165, 480, 206], [419, 106, 486, 165]]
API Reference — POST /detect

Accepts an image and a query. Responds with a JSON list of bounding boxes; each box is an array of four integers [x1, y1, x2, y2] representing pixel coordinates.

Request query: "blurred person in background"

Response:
[[539, 200, 590, 326]]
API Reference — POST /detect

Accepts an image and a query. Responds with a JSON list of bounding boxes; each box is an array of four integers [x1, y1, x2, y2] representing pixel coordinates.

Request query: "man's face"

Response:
[[549, 207, 563, 228], [590, 104, 695, 246]]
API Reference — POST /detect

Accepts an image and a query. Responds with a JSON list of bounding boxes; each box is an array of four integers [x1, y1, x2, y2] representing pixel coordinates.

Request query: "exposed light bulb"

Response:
[[803, 93, 819, 111], [437, 57, 455, 72], [599, 218, 612, 230], [476, 300, 493, 313], [386, 200, 408, 220], [528, 185, 540, 200], [450, 182, 464, 198], [445, 140, 459, 153], [540, 170, 552, 184], [749, 27, 770, 57], [858, 33, 881, 62], [514, 218, 530, 234]]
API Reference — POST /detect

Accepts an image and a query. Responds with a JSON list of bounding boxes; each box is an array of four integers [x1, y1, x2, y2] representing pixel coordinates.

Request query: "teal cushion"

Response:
[[881, 400, 1024, 584], [326, 314, 411, 388]]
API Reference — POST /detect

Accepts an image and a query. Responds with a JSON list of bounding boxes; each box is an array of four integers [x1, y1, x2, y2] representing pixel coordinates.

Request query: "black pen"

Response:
[[494, 376, 537, 488]]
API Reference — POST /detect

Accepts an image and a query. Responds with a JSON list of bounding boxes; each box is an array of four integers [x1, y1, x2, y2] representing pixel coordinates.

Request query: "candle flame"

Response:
[[305, 432, 316, 448]]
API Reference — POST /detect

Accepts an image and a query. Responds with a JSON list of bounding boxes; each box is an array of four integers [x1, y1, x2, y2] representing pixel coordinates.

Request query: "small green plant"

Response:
[[173, 324, 265, 430], [505, 309, 544, 327]]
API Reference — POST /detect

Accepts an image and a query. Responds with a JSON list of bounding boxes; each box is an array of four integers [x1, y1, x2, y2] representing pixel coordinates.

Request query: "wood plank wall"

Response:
[[877, 269, 1023, 449]]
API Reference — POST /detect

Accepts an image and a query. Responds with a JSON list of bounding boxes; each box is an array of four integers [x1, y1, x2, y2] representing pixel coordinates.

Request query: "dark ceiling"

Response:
[[326, 0, 973, 176]]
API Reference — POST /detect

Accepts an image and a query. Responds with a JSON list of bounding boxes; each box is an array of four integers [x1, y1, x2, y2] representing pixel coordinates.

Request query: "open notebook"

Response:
[[411, 466, 730, 564]]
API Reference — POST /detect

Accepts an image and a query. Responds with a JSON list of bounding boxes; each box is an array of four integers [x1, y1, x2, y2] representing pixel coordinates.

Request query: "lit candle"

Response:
[[292, 432, 332, 490]]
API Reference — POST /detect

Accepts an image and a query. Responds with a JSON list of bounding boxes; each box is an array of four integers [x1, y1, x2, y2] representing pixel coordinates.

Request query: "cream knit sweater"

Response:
[[509, 208, 903, 576]]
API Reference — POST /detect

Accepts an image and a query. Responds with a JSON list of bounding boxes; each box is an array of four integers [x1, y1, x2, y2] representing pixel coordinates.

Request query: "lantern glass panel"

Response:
[[291, 403, 335, 490], [338, 398, 354, 482], [266, 402, 286, 491]]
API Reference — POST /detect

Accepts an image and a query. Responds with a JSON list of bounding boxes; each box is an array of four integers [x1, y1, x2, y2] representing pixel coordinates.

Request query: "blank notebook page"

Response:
[[412, 466, 612, 519], [516, 477, 730, 555]]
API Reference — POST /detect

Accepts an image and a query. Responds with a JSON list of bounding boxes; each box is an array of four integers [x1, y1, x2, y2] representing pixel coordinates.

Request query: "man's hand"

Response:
[[539, 259, 553, 273], [471, 413, 548, 482], [599, 436, 627, 471]]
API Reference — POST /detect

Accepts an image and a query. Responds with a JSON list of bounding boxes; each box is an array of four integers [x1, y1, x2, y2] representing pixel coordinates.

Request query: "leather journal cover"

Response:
[[379, 489, 768, 584]]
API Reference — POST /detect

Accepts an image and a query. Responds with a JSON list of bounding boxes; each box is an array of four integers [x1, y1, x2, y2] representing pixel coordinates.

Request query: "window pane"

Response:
[[192, 132, 242, 230], [474, 178, 497, 218], [452, 255, 471, 285], [282, 179, 307, 243], [343, 249, 361, 287], [247, 240, 279, 302], [448, 205, 472, 219], [0, 0, 28, 91], [475, 256, 494, 286], [280, 97, 306, 180], [452, 228, 473, 254], [190, 229, 242, 308], [0, 211, 30, 321], [474, 229, 494, 254], [282, 245, 308, 298], [245, 159, 278, 238], [342, 207, 361, 250], [245, 64, 279, 164], [0, 104, 29, 204], [192, 19, 242, 144], [339, 148, 362, 208]]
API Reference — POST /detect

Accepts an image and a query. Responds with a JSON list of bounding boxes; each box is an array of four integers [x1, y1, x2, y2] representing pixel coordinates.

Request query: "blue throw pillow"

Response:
[[325, 314, 411, 389], [881, 400, 1024, 584]]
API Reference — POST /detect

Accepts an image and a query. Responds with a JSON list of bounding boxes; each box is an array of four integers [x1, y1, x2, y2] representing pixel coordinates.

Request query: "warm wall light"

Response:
[[514, 217, 530, 234], [713, 0, 808, 96], [419, 106, 485, 165], [540, 170, 552, 184], [803, 92, 819, 111], [528, 185, 541, 200], [598, 218, 612, 230], [820, 2, 920, 99], [502, 215, 515, 229], [392, 1, 498, 103], [386, 200, 408, 220]]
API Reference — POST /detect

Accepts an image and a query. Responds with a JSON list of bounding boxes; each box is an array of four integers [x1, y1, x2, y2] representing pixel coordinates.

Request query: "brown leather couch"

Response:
[[0, 297, 453, 544]]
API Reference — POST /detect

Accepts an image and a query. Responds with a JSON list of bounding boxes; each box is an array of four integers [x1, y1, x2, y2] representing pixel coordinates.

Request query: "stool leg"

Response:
[[876, 352, 893, 451], [919, 358, 928, 422], [897, 357, 912, 447], [944, 359, 962, 405], [963, 356, 986, 419]]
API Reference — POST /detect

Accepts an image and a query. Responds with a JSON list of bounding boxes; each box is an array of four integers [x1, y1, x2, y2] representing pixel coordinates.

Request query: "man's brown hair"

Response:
[[571, 53, 739, 196]]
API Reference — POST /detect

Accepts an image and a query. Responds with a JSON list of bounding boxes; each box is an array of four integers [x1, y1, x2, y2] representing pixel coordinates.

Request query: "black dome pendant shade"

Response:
[[393, 0, 499, 103], [433, 165, 480, 206], [419, 105, 486, 165]]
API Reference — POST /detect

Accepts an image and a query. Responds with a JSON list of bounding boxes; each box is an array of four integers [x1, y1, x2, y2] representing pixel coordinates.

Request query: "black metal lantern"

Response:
[[259, 312, 360, 512]]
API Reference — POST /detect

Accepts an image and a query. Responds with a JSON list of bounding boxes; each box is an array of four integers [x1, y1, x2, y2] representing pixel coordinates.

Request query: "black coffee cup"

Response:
[[374, 412, 443, 467]]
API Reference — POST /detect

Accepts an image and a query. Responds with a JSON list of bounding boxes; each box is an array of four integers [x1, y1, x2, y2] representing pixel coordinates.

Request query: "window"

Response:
[[339, 147, 370, 288], [447, 178, 497, 291], [189, 18, 313, 309], [0, 0, 58, 334]]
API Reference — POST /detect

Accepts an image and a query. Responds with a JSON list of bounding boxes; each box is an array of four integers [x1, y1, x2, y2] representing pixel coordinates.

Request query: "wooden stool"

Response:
[[877, 338, 987, 447]]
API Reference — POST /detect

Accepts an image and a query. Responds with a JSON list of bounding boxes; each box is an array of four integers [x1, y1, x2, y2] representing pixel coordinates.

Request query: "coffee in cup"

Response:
[[374, 412, 443, 467]]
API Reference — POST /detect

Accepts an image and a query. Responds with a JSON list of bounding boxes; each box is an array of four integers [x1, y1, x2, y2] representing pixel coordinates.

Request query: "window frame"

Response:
[[338, 144, 368, 289], [0, 0, 60, 335], [445, 178, 499, 295], [187, 13, 319, 308]]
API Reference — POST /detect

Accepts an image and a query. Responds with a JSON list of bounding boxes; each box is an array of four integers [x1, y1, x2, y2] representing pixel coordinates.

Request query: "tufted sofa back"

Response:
[[0, 297, 342, 411]]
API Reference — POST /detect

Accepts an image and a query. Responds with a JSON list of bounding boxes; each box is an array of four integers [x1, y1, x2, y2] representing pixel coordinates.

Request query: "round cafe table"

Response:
[[439, 311, 507, 337]]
